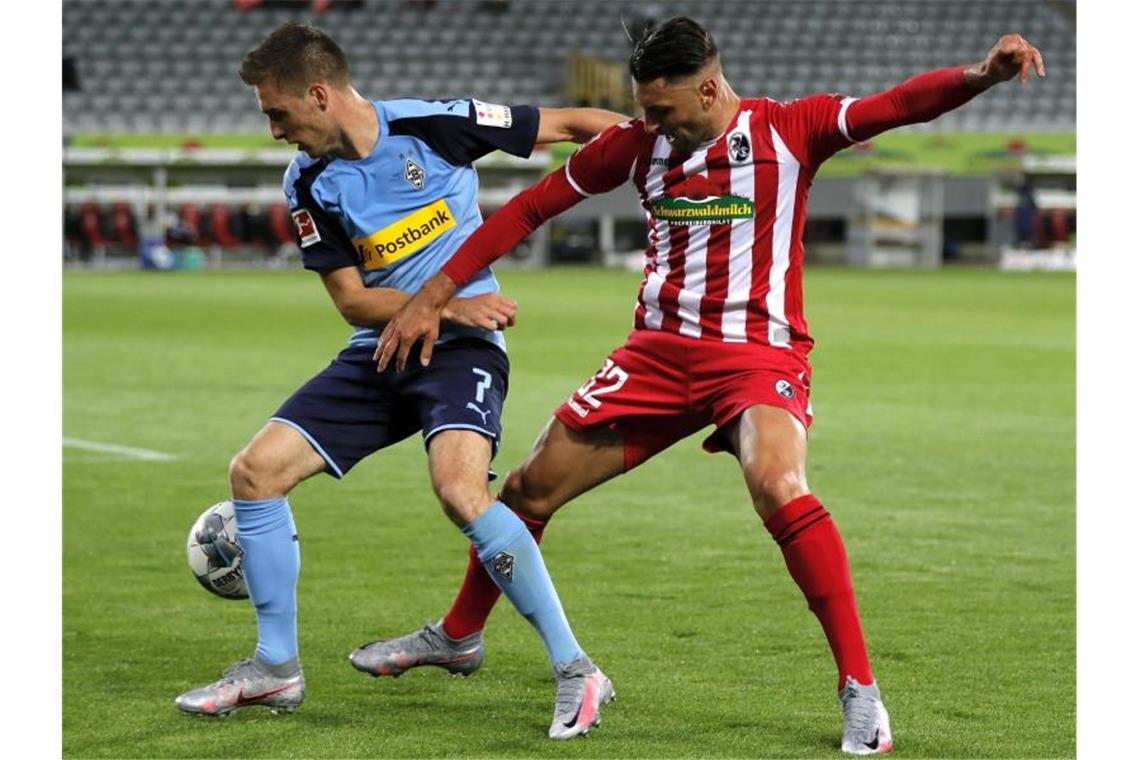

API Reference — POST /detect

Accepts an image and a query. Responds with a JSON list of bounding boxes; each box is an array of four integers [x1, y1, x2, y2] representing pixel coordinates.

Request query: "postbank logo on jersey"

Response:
[[353, 198, 457, 269]]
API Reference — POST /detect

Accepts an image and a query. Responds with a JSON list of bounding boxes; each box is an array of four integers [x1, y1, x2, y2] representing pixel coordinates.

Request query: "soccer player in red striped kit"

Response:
[[367, 18, 1045, 754]]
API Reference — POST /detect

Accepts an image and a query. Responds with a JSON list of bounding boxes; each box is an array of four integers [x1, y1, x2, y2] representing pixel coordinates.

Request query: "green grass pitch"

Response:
[[63, 266, 1074, 758]]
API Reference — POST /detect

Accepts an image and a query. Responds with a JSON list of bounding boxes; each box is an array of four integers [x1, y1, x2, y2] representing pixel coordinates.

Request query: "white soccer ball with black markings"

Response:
[[187, 500, 248, 600]]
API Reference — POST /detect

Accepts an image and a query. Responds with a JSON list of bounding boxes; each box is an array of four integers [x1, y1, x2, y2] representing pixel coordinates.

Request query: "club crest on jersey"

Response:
[[291, 209, 321, 247], [404, 157, 425, 190], [729, 131, 751, 162], [472, 99, 512, 128], [491, 551, 515, 582], [775, 379, 796, 399]]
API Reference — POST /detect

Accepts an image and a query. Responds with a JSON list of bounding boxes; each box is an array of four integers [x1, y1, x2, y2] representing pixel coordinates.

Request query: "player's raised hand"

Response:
[[375, 273, 457, 372], [443, 293, 518, 331], [970, 34, 1046, 86]]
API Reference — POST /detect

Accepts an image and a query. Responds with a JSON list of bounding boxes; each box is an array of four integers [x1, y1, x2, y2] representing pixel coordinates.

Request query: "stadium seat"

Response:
[[64, 205, 85, 260], [268, 204, 296, 248], [209, 204, 243, 250], [179, 203, 205, 244], [109, 202, 140, 251], [78, 202, 109, 252]]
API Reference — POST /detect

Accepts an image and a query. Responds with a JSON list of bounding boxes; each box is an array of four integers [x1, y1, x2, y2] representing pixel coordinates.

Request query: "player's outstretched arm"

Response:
[[320, 267, 516, 331], [844, 34, 1045, 143], [375, 165, 587, 372], [536, 107, 629, 145]]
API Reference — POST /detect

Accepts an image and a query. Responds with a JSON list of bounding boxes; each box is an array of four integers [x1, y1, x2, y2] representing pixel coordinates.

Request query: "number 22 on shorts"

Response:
[[570, 359, 629, 416]]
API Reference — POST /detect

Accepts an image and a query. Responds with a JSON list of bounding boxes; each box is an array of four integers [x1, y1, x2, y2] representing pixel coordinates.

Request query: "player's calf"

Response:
[[499, 466, 559, 522]]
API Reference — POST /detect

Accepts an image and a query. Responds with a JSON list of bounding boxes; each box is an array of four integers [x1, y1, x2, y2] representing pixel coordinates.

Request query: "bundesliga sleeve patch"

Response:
[[291, 208, 321, 247], [471, 99, 513, 128]]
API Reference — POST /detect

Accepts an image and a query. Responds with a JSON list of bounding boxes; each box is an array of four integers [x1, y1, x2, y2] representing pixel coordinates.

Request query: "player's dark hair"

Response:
[[628, 16, 718, 83], [239, 22, 351, 94]]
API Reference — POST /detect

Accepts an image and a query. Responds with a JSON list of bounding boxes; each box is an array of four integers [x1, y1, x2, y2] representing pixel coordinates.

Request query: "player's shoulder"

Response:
[[614, 117, 646, 135], [762, 92, 846, 114], [590, 117, 649, 147], [381, 97, 473, 123], [282, 151, 331, 205], [283, 150, 321, 183], [747, 93, 846, 138]]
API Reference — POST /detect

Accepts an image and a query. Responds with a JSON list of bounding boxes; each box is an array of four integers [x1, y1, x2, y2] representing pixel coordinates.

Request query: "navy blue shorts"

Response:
[[271, 338, 509, 478]]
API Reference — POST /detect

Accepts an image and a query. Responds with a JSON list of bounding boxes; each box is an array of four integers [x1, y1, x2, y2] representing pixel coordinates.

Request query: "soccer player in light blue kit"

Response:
[[174, 22, 625, 739]]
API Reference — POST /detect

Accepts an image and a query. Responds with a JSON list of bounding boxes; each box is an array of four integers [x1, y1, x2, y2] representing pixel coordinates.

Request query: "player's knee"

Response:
[[435, 481, 489, 527], [748, 468, 809, 519], [229, 446, 284, 501], [499, 466, 559, 521]]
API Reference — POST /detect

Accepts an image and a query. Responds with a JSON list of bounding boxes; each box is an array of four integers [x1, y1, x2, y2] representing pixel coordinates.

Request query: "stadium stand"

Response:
[[61, 0, 1076, 268], [62, 0, 1075, 135]]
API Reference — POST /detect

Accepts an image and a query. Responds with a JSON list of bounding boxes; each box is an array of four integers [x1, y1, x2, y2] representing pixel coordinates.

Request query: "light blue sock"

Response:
[[462, 501, 583, 668], [232, 497, 300, 666]]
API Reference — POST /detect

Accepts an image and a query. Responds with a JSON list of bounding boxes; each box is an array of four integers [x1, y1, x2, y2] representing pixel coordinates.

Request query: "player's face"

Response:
[[255, 81, 336, 157], [634, 76, 715, 155]]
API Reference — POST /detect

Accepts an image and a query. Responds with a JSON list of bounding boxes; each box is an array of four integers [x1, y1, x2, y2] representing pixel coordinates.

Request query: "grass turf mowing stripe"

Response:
[[64, 437, 178, 461]]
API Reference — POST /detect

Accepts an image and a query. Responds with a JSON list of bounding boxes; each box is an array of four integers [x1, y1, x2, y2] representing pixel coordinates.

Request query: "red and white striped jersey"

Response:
[[563, 94, 857, 357]]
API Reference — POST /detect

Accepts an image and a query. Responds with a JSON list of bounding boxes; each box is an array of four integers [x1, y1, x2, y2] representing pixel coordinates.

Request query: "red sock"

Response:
[[441, 509, 548, 640], [764, 494, 874, 691]]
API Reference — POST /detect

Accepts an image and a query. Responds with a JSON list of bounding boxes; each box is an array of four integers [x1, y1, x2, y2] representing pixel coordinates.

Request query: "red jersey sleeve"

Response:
[[843, 67, 980, 142], [441, 120, 645, 286], [563, 120, 645, 196], [772, 67, 982, 169]]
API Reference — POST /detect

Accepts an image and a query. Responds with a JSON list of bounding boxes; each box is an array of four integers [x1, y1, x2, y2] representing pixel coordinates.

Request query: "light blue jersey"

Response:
[[283, 98, 540, 350]]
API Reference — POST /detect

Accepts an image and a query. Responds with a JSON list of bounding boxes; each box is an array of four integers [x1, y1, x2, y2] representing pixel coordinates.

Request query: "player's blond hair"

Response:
[[239, 22, 351, 95]]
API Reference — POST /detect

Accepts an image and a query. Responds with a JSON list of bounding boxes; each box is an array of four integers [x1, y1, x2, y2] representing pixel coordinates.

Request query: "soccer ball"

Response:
[[187, 500, 248, 600]]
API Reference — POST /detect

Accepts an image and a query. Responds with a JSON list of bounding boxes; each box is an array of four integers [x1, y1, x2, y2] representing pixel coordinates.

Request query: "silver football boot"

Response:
[[548, 654, 615, 740], [839, 676, 893, 755], [349, 619, 484, 678], [175, 657, 305, 717]]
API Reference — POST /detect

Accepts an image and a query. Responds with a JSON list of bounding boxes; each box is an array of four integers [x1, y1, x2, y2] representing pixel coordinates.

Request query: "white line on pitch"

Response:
[[63, 437, 178, 461]]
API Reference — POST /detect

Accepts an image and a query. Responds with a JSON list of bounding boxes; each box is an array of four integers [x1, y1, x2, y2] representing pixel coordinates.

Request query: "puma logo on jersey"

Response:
[[466, 403, 491, 425]]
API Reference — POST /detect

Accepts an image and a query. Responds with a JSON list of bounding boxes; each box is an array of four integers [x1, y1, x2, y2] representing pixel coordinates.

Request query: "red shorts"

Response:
[[553, 330, 813, 471]]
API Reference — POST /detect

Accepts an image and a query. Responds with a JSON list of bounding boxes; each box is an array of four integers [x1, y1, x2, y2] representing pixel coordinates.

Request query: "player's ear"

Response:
[[698, 76, 718, 110], [309, 83, 331, 110]]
